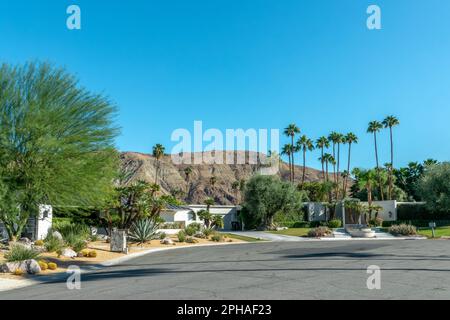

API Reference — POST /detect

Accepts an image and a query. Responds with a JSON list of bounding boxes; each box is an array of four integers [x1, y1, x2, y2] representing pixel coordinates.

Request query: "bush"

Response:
[[185, 223, 202, 236], [47, 262, 58, 270], [417, 162, 450, 215], [34, 240, 44, 246], [159, 232, 167, 240], [211, 233, 224, 242], [38, 261, 48, 271], [177, 230, 186, 242], [44, 234, 64, 253], [159, 222, 184, 229], [202, 227, 214, 237], [71, 239, 87, 253], [307, 227, 331, 238], [54, 223, 90, 242], [388, 224, 417, 236], [128, 219, 160, 244], [327, 219, 342, 228], [5, 244, 41, 262], [193, 232, 206, 239]]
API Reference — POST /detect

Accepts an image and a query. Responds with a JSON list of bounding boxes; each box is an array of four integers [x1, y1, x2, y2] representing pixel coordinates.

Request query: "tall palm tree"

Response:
[[231, 181, 240, 204], [342, 132, 358, 197], [184, 166, 193, 193], [367, 121, 384, 200], [284, 124, 300, 182], [319, 153, 335, 182], [281, 144, 293, 182], [316, 136, 329, 182], [204, 197, 215, 212], [382, 115, 400, 200], [296, 135, 314, 186], [152, 144, 165, 184], [328, 132, 342, 185]]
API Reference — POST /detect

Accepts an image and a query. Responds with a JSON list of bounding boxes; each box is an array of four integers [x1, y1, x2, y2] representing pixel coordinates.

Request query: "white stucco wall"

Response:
[[371, 200, 397, 221]]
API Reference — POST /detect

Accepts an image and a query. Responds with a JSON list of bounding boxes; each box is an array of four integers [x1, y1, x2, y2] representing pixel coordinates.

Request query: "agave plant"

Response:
[[128, 219, 160, 244]]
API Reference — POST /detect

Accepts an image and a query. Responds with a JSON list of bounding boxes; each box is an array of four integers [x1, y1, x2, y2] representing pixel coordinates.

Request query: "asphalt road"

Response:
[[1, 240, 450, 300]]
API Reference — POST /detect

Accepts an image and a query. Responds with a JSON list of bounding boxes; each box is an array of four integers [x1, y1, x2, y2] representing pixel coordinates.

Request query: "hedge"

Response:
[[397, 203, 450, 220]]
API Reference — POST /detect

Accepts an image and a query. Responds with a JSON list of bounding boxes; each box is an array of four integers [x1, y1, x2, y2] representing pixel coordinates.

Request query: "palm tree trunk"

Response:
[[287, 154, 292, 182], [389, 126, 394, 200], [332, 143, 336, 184], [373, 133, 384, 201], [302, 149, 306, 186], [344, 142, 352, 197], [336, 143, 341, 199], [291, 136, 295, 182], [321, 147, 325, 181]]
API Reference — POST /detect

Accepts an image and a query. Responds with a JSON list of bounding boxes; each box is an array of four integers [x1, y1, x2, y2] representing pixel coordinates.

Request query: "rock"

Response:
[[52, 231, 63, 240], [193, 232, 206, 239], [18, 237, 32, 245], [60, 248, 77, 258], [0, 261, 27, 273], [110, 229, 127, 253], [160, 238, 175, 245], [26, 259, 41, 274]]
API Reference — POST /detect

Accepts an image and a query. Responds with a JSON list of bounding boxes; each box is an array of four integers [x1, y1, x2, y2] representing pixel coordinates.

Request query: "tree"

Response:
[[296, 135, 315, 187], [367, 121, 384, 200], [242, 175, 305, 230], [209, 176, 217, 187], [328, 132, 342, 185], [284, 124, 300, 182], [152, 144, 165, 184], [197, 209, 212, 228], [382, 115, 400, 200], [231, 181, 240, 204], [204, 197, 215, 212], [0, 62, 119, 241], [281, 144, 293, 182], [352, 168, 378, 207], [417, 162, 450, 215], [316, 136, 330, 181], [342, 132, 358, 198]]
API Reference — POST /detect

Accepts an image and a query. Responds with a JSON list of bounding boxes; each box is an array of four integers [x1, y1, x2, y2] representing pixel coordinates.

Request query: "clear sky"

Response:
[[1, 0, 449, 170]]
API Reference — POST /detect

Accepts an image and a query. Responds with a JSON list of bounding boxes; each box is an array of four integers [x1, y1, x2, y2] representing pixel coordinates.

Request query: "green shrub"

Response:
[[44, 234, 64, 253], [53, 223, 90, 242], [211, 233, 224, 242], [388, 224, 417, 236], [177, 230, 186, 242], [159, 222, 184, 229], [128, 219, 160, 244], [186, 237, 198, 243], [159, 232, 167, 240], [307, 227, 331, 238], [71, 239, 87, 253], [5, 244, 41, 262], [185, 223, 202, 236], [327, 219, 342, 229], [202, 227, 214, 237], [369, 217, 383, 227]]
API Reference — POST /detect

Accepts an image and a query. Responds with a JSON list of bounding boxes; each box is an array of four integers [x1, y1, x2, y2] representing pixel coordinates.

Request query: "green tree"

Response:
[[315, 136, 330, 181], [296, 135, 315, 186], [152, 144, 165, 184], [284, 124, 300, 182], [281, 144, 293, 182], [367, 121, 384, 200], [342, 133, 358, 198], [417, 162, 450, 215], [328, 132, 342, 185], [242, 175, 305, 230], [382, 115, 400, 200], [0, 62, 119, 241]]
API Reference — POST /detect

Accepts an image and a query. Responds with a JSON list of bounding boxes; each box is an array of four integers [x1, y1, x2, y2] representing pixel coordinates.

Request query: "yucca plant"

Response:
[[44, 234, 65, 253], [128, 219, 160, 244], [5, 244, 41, 262]]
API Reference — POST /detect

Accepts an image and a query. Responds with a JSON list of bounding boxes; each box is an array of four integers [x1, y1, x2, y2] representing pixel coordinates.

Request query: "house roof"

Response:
[[164, 204, 193, 211]]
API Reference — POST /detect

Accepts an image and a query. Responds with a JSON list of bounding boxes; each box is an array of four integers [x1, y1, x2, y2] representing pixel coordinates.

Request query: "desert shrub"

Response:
[[186, 237, 198, 243], [44, 234, 64, 253], [34, 240, 44, 246], [5, 244, 41, 262], [184, 223, 202, 236], [47, 262, 57, 270], [54, 223, 90, 242], [89, 234, 99, 242], [307, 227, 331, 238], [71, 239, 87, 253], [211, 233, 224, 242], [202, 227, 214, 237], [159, 232, 167, 240], [64, 233, 86, 248], [128, 219, 160, 244], [327, 219, 342, 229], [38, 261, 48, 271], [193, 232, 206, 239], [159, 222, 184, 229], [388, 224, 417, 236], [177, 230, 186, 242]]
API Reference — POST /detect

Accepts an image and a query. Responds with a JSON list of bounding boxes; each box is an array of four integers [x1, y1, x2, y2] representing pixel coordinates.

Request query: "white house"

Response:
[[160, 204, 240, 230]]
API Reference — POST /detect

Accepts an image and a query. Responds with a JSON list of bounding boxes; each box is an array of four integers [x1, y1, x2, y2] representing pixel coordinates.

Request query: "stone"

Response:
[[110, 229, 127, 253], [0, 261, 27, 273], [26, 259, 41, 274], [18, 237, 32, 245], [52, 231, 63, 240], [160, 238, 175, 245], [60, 248, 77, 258], [193, 232, 206, 239]]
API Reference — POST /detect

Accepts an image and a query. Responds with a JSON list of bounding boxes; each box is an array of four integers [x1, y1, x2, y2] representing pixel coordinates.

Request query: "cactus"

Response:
[[38, 261, 48, 271], [13, 269, 24, 276], [34, 240, 44, 246], [88, 250, 97, 258], [47, 262, 58, 270]]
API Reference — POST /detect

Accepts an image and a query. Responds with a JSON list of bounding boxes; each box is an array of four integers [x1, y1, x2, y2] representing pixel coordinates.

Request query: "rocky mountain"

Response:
[[120, 151, 328, 205]]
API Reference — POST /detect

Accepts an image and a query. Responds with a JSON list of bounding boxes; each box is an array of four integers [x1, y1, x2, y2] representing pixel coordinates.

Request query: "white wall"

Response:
[[371, 200, 397, 221]]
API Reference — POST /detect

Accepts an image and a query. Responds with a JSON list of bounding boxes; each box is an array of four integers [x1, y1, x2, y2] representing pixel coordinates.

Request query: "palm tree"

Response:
[[342, 132, 358, 197], [281, 144, 293, 182], [231, 181, 240, 204], [319, 153, 335, 182], [328, 132, 342, 185], [204, 197, 215, 212], [209, 176, 217, 188], [296, 135, 314, 186], [367, 121, 384, 200], [353, 168, 378, 208], [184, 166, 193, 193], [382, 115, 400, 200], [284, 124, 300, 182], [152, 144, 165, 184], [316, 136, 329, 182], [149, 183, 160, 197]]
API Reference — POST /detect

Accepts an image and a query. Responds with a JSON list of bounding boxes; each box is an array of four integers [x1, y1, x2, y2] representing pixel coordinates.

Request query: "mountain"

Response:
[[120, 151, 328, 205]]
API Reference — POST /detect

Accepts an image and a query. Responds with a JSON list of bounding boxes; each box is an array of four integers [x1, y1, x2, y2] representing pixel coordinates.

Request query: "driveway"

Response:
[[228, 231, 308, 242], [1, 240, 450, 299]]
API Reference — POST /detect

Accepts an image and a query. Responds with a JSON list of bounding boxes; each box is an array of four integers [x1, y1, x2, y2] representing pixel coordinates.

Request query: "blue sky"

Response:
[[1, 0, 449, 170]]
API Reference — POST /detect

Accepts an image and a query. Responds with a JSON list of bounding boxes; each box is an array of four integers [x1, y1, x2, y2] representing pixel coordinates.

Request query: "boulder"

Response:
[[18, 237, 32, 245], [26, 259, 41, 274], [60, 248, 77, 258], [52, 231, 63, 240], [160, 238, 175, 245]]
